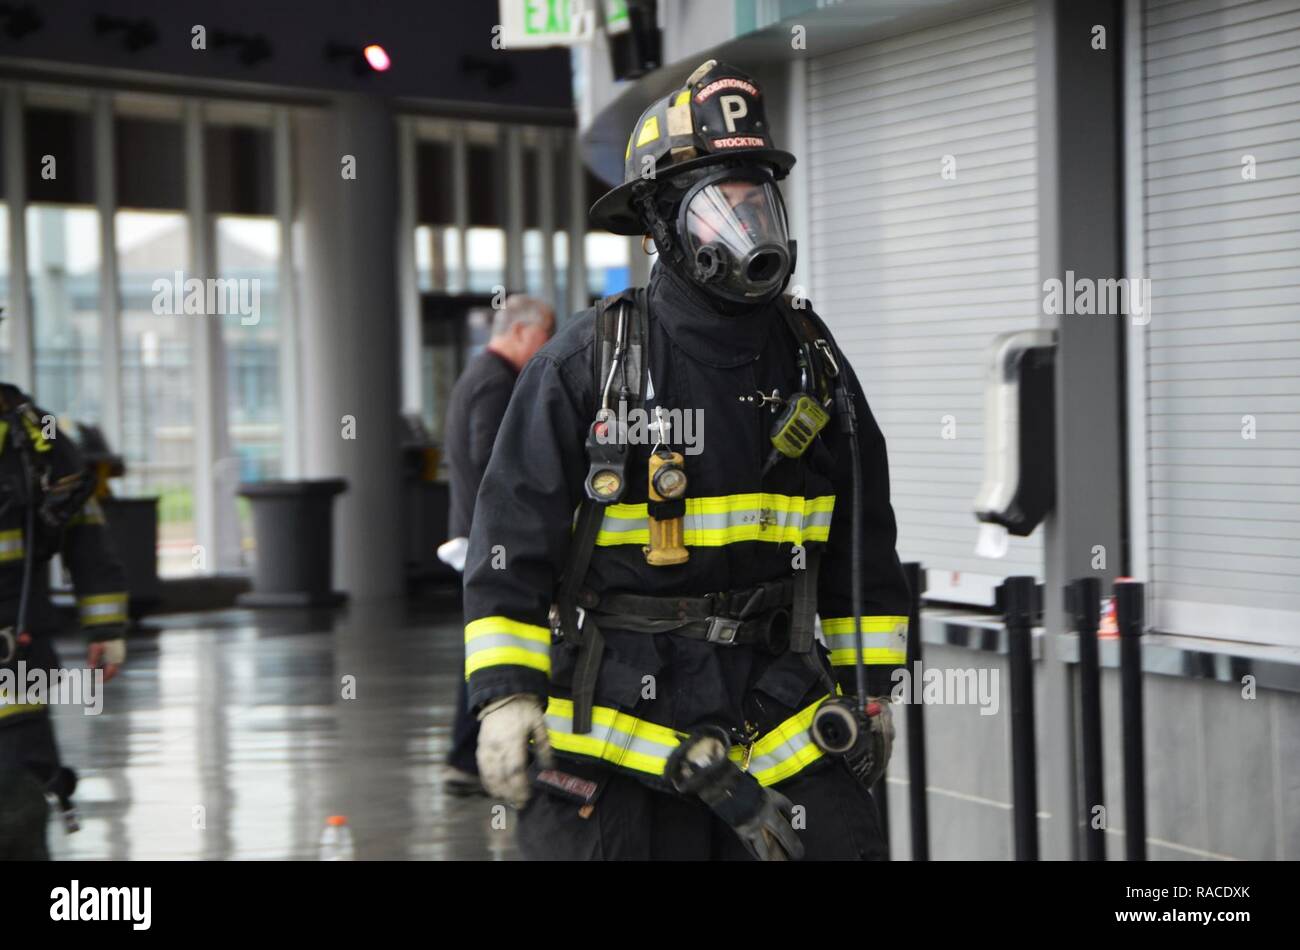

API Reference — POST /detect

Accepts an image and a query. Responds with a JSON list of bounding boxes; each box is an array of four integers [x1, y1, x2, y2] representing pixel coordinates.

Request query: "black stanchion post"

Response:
[[1069, 576, 1105, 861], [902, 561, 928, 861], [1003, 575, 1039, 861], [1115, 580, 1146, 861], [873, 764, 890, 860]]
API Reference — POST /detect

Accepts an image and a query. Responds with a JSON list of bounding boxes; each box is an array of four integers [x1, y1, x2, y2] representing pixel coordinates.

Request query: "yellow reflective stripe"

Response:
[[78, 592, 128, 626], [465, 616, 550, 644], [0, 528, 22, 563], [546, 697, 685, 776], [464, 616, 552, 679], [547, 696, 833, 787], [821, 616, 909, 636], [0, 701, 45, 720], [596, 494, 836, 547], [828, 647, 907, 666], [728, 697, 828, 786], [21, 413, 51, 452], [635, 114, 660, 147], [822, 615, 908, 666]]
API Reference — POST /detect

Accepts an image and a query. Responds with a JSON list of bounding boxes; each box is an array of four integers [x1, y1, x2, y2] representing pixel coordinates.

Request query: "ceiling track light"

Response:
[[0, 2, 43, 40], [213, 30, 273, 67], [94, 14, 159, 52], [325, 41, 391, 75]]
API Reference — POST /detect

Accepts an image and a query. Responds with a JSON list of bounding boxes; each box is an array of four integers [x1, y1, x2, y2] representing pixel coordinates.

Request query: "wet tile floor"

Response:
[[45, 596, 515, 860]]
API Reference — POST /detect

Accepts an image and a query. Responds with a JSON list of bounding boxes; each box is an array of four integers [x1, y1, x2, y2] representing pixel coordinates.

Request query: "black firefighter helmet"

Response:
[[590, 60, 798, 305]]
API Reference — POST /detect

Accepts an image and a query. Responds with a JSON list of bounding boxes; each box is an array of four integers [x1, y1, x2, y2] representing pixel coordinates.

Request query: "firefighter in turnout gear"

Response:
[[465, 61, 910, 860], [0, 382, 129, 860]]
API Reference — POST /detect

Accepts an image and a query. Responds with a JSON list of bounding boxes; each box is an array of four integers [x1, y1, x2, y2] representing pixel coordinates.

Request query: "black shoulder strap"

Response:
[[590, 287, 649, 418], [776, 293, 841, 405], [560, 288, 649, 734]]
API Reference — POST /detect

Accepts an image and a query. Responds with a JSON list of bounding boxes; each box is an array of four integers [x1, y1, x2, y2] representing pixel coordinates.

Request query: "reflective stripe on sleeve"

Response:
[[464, 616, 552, 678], [0, 701, 45, 721], [78, 592, 128, 627], [821, 615, 909, 666], [0, 528, 22, 563]]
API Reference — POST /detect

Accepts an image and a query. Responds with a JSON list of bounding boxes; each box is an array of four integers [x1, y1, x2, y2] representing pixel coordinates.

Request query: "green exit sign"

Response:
[[499, 0, 627, 48]]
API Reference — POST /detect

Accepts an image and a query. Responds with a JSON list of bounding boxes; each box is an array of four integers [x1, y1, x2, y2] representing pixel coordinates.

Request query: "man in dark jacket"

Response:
[[462, 61, 911, 860], [440, 295, 553, 794], [0, 384, 129, 859]]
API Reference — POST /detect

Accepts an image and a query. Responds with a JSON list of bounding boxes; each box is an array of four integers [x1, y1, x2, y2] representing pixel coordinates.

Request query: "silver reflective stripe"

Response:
[[546, 708, 681, 775], [598, 496, 835, 544], [747, 724, 820, 783], [821, 630, 906, 650], [465, 632, 551, 659], [79, 596, 126, 623], [0, 530, 22, 561]]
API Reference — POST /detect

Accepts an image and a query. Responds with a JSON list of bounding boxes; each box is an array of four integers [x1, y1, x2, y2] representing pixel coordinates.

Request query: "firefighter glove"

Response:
[[666, 727, 804, 861], [476, 693, 552, 808]]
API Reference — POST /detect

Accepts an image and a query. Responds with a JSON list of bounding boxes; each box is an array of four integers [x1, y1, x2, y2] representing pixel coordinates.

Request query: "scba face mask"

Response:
[[675, 167, 795, 305]]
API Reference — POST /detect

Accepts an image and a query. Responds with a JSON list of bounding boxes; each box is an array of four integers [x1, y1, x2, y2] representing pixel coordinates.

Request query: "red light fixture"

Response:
[[363, 43, 390, 72]]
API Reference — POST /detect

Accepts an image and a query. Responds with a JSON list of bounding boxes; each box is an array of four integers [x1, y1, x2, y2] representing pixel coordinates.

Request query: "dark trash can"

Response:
[[236, 479, 347, 608], [100, 496, 162, 615]]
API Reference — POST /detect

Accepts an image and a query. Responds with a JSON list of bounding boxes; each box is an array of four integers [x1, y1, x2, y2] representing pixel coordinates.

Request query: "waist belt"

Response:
[[581, 579, 795, 647]]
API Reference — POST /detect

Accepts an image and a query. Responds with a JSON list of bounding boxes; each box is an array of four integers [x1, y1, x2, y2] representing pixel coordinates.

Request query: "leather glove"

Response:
[[666, 727, 804, 861], [476, 694, 552, 808], [845, 697, 894, 789], [88, 638, 126, 684]]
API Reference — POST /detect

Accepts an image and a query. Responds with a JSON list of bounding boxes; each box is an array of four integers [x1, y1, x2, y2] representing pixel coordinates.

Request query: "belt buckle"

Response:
[[705, 616, 741, 645]]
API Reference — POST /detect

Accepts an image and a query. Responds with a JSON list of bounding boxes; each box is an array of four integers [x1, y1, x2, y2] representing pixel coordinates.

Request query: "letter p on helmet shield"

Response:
[[720, 94, 748, 132]]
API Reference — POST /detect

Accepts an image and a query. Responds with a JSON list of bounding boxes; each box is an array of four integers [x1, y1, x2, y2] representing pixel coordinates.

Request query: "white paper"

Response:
[[975, 522, 1010, 559]]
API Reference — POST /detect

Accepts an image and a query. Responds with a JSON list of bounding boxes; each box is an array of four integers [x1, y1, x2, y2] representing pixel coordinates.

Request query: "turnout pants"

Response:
[[517, 759, 887, 861]]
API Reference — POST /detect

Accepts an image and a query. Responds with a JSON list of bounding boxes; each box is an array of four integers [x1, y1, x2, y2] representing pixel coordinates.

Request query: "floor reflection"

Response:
[[46, 597, 517, 861]]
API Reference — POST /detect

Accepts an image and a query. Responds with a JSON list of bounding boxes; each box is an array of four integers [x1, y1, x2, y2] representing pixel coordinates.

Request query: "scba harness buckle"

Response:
[[705, 616, 742, 645]]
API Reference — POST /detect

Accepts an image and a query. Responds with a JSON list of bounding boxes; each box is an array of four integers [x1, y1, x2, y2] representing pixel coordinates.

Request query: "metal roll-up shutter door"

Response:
[[1142, 0, 1300, 645], [806, 2, 1039, 604]]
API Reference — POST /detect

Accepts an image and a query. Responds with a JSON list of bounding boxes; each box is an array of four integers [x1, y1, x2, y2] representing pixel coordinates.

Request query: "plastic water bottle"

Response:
[[319, 815, 355, 860]]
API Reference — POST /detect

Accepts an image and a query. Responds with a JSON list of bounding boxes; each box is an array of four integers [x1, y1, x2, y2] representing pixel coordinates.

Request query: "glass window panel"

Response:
[[28, 204, 101, 422], [117, 210, 197, 577], [585, 231, 630, 298], [466, 227, 505, 293], [524, 229, 545, 296], [216, 215, 282, 563], [414, 223, 462, 293]]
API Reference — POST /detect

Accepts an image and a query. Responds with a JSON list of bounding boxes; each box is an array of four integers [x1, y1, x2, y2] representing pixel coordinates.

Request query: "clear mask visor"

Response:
[[680, 177, 791, 298]]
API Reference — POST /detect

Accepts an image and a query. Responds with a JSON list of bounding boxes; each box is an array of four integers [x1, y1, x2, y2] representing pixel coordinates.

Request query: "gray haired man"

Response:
[[439, 294, 554, 795]]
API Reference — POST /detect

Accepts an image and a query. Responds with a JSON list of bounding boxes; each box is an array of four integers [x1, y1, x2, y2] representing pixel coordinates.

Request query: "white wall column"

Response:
[[396, 116, 422, 414], [184, 100, 241, 573], [93, 93, 123, 448], [293, 96, 402, 599]]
